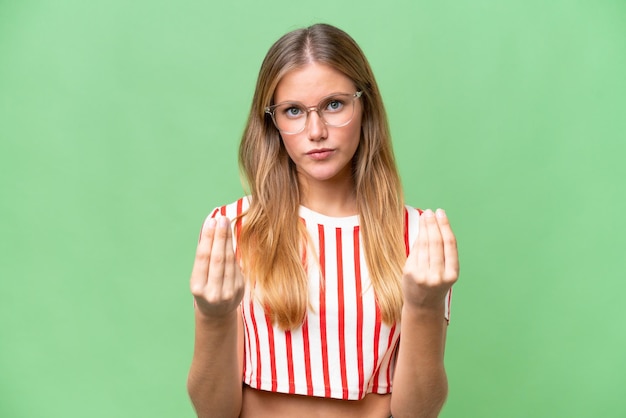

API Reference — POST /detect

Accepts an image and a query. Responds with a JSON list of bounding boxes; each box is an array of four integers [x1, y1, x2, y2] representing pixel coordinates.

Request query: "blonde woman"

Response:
[[187, 23, 459, 418]]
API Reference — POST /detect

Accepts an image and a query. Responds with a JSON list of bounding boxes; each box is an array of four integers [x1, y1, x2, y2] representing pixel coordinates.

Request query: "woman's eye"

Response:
[[282, 106, 302, 118], [325, 99, 344, 112], [285, 106, 303, 117]]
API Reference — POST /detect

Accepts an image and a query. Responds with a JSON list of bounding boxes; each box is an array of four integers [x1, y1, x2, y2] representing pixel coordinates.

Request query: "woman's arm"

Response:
[[391, 308, 449, 418], [390, 209, 459, 418], [188, 309, 243, 418], [187, 216, 245, 418]]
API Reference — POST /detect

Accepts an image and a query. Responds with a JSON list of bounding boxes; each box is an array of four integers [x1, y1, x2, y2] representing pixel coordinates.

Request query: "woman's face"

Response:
[[273, 62, 362, 189]]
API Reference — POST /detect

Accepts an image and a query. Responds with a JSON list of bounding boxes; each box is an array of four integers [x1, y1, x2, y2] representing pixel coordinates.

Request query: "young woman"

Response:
[[187, 23, 459, 418]]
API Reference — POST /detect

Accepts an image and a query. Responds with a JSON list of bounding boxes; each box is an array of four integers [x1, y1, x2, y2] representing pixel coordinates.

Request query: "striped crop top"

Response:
[[209, 197, 451, 401]]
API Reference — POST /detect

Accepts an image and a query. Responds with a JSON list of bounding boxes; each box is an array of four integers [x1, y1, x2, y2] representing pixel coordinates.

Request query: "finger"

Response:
[[425, 209, 444, 274], [436, 209, 460, 281], [222, 219, 235, 298], [206, 216, 231, 293], [221, 217, 239, 299], [190, 216, 217, 294], [414, 209, 430, 275]]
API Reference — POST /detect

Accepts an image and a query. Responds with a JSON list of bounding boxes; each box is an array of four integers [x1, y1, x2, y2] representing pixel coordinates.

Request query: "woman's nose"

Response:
[[306, 110, 327, 141]]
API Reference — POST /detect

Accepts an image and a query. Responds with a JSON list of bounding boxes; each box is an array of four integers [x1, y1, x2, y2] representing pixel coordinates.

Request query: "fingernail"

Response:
[[218, 216, 230, 228], [436, 208, 446, 218], [199, 217, 216, 242], [424, 209, 434, 217]]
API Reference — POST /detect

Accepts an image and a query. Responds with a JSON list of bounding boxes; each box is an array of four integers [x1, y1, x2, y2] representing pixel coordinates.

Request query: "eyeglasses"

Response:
[[265, 91, 362, 135]]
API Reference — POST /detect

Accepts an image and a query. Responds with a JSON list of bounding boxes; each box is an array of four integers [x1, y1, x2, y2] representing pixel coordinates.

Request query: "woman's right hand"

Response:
[[190, 216, 245, 320]]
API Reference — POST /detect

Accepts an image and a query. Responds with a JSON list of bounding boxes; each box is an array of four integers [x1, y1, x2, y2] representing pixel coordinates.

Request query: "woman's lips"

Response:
[[306, 148, 334, 160]]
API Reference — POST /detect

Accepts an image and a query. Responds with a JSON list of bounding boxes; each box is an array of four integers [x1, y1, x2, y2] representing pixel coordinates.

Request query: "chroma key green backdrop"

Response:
[[1, 1, 625, 417]]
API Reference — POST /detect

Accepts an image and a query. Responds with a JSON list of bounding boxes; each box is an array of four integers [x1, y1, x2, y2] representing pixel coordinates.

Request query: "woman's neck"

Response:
[[298, 177, 357, 217]]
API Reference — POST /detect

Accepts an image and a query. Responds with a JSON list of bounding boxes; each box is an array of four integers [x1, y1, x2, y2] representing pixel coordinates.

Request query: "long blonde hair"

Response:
[[238, 23, 405, 330]]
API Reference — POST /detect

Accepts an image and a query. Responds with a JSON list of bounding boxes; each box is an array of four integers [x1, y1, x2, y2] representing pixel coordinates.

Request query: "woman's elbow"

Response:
[[390, 377, 449, 418]]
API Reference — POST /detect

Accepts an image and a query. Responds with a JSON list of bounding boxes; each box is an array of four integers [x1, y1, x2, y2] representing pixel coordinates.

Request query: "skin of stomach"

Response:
[[240, 385, 392, 418]]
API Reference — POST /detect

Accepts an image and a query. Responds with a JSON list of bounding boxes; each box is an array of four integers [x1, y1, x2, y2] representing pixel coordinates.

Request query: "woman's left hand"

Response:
[[402, 208, 459, 310]]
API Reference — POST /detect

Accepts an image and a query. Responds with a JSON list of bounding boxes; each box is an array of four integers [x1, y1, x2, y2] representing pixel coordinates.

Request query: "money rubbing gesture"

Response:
[[392, 208, 459, 417], [190, 216, 245, 319], [187, 215, 245, 418], [402, 209, 459, 310]]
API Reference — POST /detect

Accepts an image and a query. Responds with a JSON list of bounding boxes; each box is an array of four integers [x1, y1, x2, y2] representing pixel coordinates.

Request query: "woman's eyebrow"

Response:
[[275, 91, 351, 105]]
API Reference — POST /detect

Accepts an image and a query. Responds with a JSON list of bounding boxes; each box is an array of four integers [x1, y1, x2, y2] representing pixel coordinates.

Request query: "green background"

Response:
[[1, 0, 625, 417]]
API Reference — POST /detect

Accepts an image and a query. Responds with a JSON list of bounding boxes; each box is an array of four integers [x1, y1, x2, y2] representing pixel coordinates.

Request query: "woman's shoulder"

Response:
[[404, 204, 422, 215], [404, 204, 422, 223], [209, 196, 251, 219], [403, 205, 423, 241]]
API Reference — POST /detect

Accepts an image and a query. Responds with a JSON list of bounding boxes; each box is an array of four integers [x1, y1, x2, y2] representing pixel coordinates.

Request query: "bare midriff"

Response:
[[240, 385, 391, 418]]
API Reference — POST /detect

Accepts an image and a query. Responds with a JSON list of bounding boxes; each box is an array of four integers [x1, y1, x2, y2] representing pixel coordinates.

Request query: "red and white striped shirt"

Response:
[[210, 197, 451, 400]]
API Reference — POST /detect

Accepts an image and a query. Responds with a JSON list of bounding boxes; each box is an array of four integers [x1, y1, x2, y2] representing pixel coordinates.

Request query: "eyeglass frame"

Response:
[[264, 91, 363, 134]]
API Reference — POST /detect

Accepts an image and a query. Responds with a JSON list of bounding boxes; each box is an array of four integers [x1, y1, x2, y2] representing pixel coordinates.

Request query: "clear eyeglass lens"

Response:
[[272, 94, 356, 134]]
